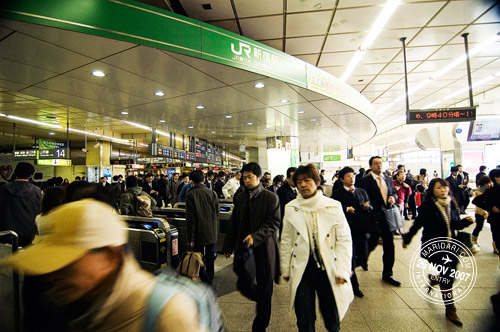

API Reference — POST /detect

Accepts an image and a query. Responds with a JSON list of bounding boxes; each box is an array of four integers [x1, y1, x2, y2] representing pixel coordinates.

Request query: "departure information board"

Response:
[[407, 107, 476, 124], [38, 148, 69, 159]]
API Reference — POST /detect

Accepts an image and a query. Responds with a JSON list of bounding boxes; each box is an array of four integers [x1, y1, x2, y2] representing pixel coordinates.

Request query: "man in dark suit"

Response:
[[332, 166, 374, 297], [357, 156, 401, 286], [223, 162, 280, 332], [142, 173, 162, 208], [214, 171, 226, 198], [446, 166, 463, 204], [277, 167, 297, 237], [475, 165, 487, 184], [204, 170, 215, 190], [354, 168, 365, 187], [457, 165, 470, 213]]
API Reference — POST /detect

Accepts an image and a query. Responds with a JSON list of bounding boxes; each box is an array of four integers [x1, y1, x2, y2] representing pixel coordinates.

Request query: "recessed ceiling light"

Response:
[[196, 105, 204, 109], [280, 99, 289, 103], [229, 134, 233, 137], [91, 70, 105, 77], [188, 126, 194, 129], [263, 128, 268, 131], [311, 118, 317, 121], [254, 82, 265, 88], [159, 119, 166, 123], [154, 91, 165, 96], [210, 131, 216, 134], [225, 115, 232, 118], [120, 111, 128, 115], [298, 110, 305, 114], [129, 146, 133, 149], [320, 124, 326, 128], [48, 132, 55, 135], [247, 122, 253, 125]]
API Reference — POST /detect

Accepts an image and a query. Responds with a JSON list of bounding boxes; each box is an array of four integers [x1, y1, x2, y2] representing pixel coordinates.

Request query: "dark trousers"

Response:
[[491, 221, 500, 248], [350, 245, 360, 292], [352, 232, 368, 268], [472, 214, 485, 237], [194, 243, 217, 285], [294, 257, 340, 332], [236, 250, 274, 332], [407, 193, 417, 218], [367, 213, 395, 278]]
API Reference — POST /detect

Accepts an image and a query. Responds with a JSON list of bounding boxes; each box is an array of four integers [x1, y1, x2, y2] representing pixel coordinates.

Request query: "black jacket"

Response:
[[277, 181, 296, 220], [214, 179, 224, 198], [472, 185, 500, 225], [223, 184, 281, 282], [403, 199, 472, 246], [357, 174, 397, 212], [0, 181, 42, 246], [331, 187, 374, 233], [475, 171, 487, 184], [445, 175, 462, 200], [185, 184, 220, 246]]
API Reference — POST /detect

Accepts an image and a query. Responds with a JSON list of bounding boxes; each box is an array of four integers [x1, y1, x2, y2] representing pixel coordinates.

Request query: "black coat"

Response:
[[357, 174, 397, 212], [214, 180, 224, 198], [403, 199, 472, 246], [223, 184, 281, 282], [472, 185, 500, 225], [277, 181, 296, 220], [185, 184, 220, 246], [331, 187, 375, 233], [445, 175, 462, 201]]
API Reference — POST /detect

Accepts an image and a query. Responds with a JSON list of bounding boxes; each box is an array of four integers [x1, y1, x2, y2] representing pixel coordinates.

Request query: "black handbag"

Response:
[[384, 205, 404, 232], [456, 231, 473, 249], [233, 245, 256, 280]]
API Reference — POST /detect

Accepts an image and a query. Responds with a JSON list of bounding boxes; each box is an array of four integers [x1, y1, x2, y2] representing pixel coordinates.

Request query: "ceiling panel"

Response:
[[329, 6, 382, 34], [234, 0, 282, 17], [287, 11, 333, 37], [318, 51, 356, 67], [409, 26, 466, 47], [286, 36, 325, 55], [429, 0, 494, 26], [361, 48, 400, 64], [323, 32, 366, 53], [179, 0, 235, 21], [288, 0, 336, 13], [385, 1, 445, 29], [294, 54, 320, 66], [0, 58, 57, 86], [240, 16, 283, 40], [231, 79, 307, 107], [206, 20, 240, 35]]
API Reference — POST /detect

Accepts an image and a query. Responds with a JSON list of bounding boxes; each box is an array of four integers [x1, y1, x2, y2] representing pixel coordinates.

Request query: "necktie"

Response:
[[349, 188, 355, 194], [378, 176, 387, 204]]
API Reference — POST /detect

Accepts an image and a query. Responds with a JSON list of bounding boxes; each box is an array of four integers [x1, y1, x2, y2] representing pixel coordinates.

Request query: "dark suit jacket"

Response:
[[277, 181, 296, 220], [331, 187, 374, 233], [357, 174, 397, 212], [223, 184, 281, 282], [445, 175, 461, 200], [214, 180, 224, 198]]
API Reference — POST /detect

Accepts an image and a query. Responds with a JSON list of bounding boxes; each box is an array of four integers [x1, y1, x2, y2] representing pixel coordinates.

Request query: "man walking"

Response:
[[277, 167, 297, 237], [0, 162, 42, 247], [223, 162, 280, 332], [357, 156, 401, 286], [186, 170, 220, 285]]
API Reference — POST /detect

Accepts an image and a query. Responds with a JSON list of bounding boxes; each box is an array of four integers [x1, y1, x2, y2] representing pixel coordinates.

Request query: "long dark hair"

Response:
[[425, 178, 459, 208]]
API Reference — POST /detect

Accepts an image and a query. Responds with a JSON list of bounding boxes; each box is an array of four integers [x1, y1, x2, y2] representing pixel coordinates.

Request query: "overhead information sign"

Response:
[[408, 107, 476, 124], [37, 159, 72, 166], [13, 150, 37, 159], [38, 148, 69, 159]]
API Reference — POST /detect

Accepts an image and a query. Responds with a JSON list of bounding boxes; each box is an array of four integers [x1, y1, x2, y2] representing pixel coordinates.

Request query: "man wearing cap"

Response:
[[0, 162, 42, 247], [2, 199, 203, 331]]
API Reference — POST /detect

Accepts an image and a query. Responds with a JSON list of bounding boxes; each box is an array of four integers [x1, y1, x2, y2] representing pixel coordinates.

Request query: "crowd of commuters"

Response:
[[1, 160, 500, 331]]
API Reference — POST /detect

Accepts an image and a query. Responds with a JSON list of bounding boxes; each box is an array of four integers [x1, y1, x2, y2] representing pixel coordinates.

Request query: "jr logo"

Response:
[[231, 42, 251, 58]]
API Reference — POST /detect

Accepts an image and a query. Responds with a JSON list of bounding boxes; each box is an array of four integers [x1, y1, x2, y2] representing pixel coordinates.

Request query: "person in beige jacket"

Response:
[[2, 199, 205, 332], [280, 164, 353, 332]]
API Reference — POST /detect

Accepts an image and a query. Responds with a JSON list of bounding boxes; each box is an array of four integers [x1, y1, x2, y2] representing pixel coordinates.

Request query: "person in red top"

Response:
[[393, 171, 412, 219]]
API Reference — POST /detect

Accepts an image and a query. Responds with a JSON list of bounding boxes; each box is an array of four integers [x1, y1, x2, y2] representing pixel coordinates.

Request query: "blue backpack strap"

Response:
[[144, 273, 177, 332]]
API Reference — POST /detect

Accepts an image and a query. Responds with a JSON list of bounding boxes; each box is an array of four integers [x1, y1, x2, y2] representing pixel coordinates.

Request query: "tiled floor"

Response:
[[214, 208, 500, 331]]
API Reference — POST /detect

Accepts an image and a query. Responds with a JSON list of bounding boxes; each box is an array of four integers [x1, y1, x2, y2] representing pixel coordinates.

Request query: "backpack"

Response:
[[136, 194, 153, 217], [176, 251, 205, 281], [145, 270, 224, 332]]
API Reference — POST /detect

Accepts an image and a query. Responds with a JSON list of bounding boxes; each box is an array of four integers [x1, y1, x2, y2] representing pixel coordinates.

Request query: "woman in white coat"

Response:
[[280, 164, 354, 332]]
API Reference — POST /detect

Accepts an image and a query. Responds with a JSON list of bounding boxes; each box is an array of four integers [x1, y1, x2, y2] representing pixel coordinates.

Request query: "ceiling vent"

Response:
[[202, 3, 212, 10]]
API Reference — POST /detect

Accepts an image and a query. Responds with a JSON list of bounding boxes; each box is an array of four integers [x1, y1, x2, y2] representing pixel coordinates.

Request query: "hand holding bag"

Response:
[[384, 205, 404, 232]]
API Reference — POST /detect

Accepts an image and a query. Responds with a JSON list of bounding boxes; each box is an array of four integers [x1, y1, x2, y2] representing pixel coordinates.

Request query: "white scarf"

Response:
[[295, 191, 326, 269], [434, 196, 452, 238]]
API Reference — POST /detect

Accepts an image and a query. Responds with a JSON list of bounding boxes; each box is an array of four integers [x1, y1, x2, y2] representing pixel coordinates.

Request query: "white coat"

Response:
[[280, 191, 354, 321]]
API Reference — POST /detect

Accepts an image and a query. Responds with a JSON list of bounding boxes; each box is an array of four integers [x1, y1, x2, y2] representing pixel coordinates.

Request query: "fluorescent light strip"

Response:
[[138, 143, 148, 147], [121, 120, 152, 131], [7, 115, 63, 129], [155, 129, 169, 136], [422, 73, 499, 109], [66, 128, 101, 137], [378, 32, 500, 114], [0, 113, 6, 117], [101, 135, 131, 144], [341, 0, 401, 82]]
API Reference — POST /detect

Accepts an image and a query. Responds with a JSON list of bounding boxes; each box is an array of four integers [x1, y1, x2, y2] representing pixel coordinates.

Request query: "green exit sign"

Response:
[[324, 155, 341, 162]]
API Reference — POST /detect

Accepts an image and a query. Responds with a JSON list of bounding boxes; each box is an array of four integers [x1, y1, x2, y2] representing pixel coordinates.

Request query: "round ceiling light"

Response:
[[154, 91, 165, 96], [254, 82, 265, 88], [196, 105, 204, 109], [91, 70, 105, 77]]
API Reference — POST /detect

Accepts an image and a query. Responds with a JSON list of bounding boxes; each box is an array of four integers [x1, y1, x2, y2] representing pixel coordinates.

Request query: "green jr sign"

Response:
[[324, 155, 341, 162]]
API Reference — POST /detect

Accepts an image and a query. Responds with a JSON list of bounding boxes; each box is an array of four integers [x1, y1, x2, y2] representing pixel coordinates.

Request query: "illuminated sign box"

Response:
[[38, 148, 69, 159], [407, 107, 476, 124], [37, 159, 72, 166], [13, 150, 37, 159]]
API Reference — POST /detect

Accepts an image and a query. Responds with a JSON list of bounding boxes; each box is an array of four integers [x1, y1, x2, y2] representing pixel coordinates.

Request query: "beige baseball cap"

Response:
[[2, 199, 128, 275]]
